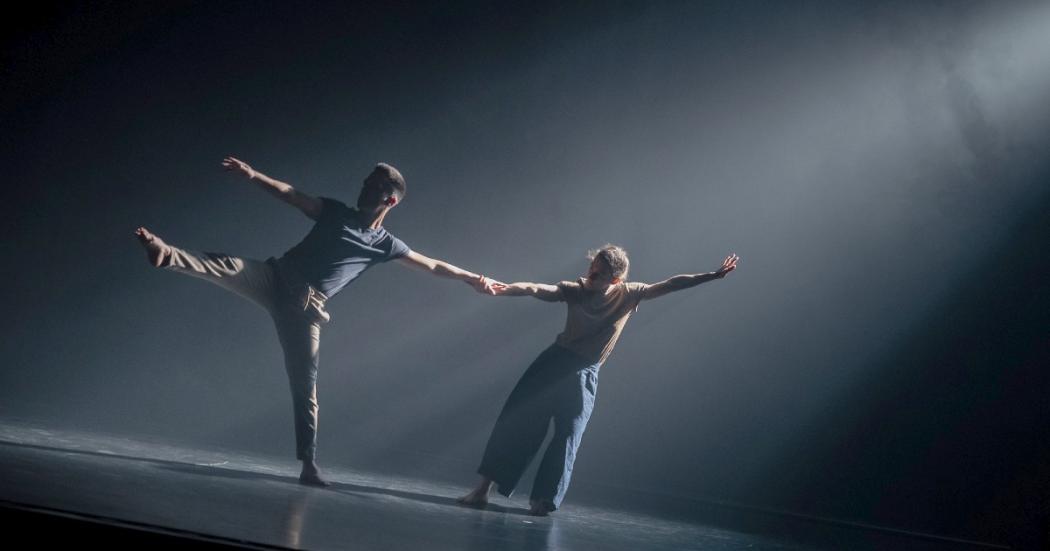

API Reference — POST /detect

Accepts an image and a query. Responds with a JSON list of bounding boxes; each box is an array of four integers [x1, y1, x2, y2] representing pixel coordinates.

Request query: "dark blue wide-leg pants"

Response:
[[478, 344, 600, 510]]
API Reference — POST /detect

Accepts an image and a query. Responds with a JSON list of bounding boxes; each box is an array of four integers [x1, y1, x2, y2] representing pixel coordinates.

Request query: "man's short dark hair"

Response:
[[370, 163, 406, 199]]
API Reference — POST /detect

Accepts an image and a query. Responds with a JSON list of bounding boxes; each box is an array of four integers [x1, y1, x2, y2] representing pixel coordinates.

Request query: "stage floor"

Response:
[[0, 421, 1000, 550]]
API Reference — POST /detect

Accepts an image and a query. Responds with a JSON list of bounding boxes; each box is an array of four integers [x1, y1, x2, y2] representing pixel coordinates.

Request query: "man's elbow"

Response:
[[420, 259, 443, 275]]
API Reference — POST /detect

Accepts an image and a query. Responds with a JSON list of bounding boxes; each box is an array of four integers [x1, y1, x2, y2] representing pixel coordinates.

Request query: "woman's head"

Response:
[[584, 244, 629, 291]]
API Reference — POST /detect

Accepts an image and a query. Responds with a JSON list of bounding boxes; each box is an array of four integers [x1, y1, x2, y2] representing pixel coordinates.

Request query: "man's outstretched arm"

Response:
[[491, 282, 563, 302], [640, 254, 738, 301], [396, 251, 502, 295], [223, 156, 323, 220]]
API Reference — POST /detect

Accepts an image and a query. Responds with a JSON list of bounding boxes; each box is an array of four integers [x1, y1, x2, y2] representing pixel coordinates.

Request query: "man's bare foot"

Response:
[[457, 478, 493, 507], [298, 460, 331, 488], [298, 473, 330, 487], [528, 500, 554, 516], [134, 227, 170, 267]]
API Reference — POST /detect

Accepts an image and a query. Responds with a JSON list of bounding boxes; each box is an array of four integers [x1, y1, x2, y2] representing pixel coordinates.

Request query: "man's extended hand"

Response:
[[222, 156, 256, 180], [715, 254, 739, 278]]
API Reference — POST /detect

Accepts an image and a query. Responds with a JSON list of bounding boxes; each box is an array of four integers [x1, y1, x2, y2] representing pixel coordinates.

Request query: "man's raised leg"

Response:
[[134, 226, 278, 309]]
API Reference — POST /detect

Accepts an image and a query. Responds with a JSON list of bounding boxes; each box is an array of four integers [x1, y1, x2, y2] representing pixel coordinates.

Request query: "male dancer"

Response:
[[458, 245, 737, 514], [136, 157, 500, 486]]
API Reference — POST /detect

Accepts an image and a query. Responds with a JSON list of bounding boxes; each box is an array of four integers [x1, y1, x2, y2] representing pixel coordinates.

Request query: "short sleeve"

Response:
[[626, 281, 650, 298], [385, 235, 411, 261], [318, 197, 348, 221], [556, 280, 583, 303], [625, 281, 649, 310]]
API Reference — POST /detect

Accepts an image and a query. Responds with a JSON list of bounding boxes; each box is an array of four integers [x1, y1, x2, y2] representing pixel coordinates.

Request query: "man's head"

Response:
[[583, 244, 629, 292], [357, 162, 406, 210]]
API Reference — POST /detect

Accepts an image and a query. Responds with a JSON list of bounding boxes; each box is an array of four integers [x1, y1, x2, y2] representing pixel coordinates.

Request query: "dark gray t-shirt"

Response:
[[277, 198, 411, 298]]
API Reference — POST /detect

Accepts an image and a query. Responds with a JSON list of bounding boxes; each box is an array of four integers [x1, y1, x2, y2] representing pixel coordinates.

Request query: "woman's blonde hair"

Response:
[[587, 244, 630, 280]]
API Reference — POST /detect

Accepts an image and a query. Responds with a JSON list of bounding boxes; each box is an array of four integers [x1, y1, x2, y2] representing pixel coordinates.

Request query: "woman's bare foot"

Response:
[[134, 227, 171, 267], [528, 500, 554, 516], [457, 477, 493, 507]]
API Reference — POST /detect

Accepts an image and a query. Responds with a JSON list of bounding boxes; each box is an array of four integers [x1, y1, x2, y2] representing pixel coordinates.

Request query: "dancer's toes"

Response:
[[298, 473, 331, 487], [135, 227, 170, 267], [528, 500, 554, 516], [457, 489, 489, 507], [299, 461, 331, 487]]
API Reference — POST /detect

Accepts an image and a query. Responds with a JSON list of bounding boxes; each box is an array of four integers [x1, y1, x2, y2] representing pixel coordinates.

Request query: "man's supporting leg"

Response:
[[274, 313, 327, 486]]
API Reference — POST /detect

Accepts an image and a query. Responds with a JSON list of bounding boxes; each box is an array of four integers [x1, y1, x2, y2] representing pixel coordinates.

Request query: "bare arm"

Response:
[[222, 156, 323, 220], [640, 254, 738, 301], [493, 282, 563, 302], [396, 250, 502, 295]]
